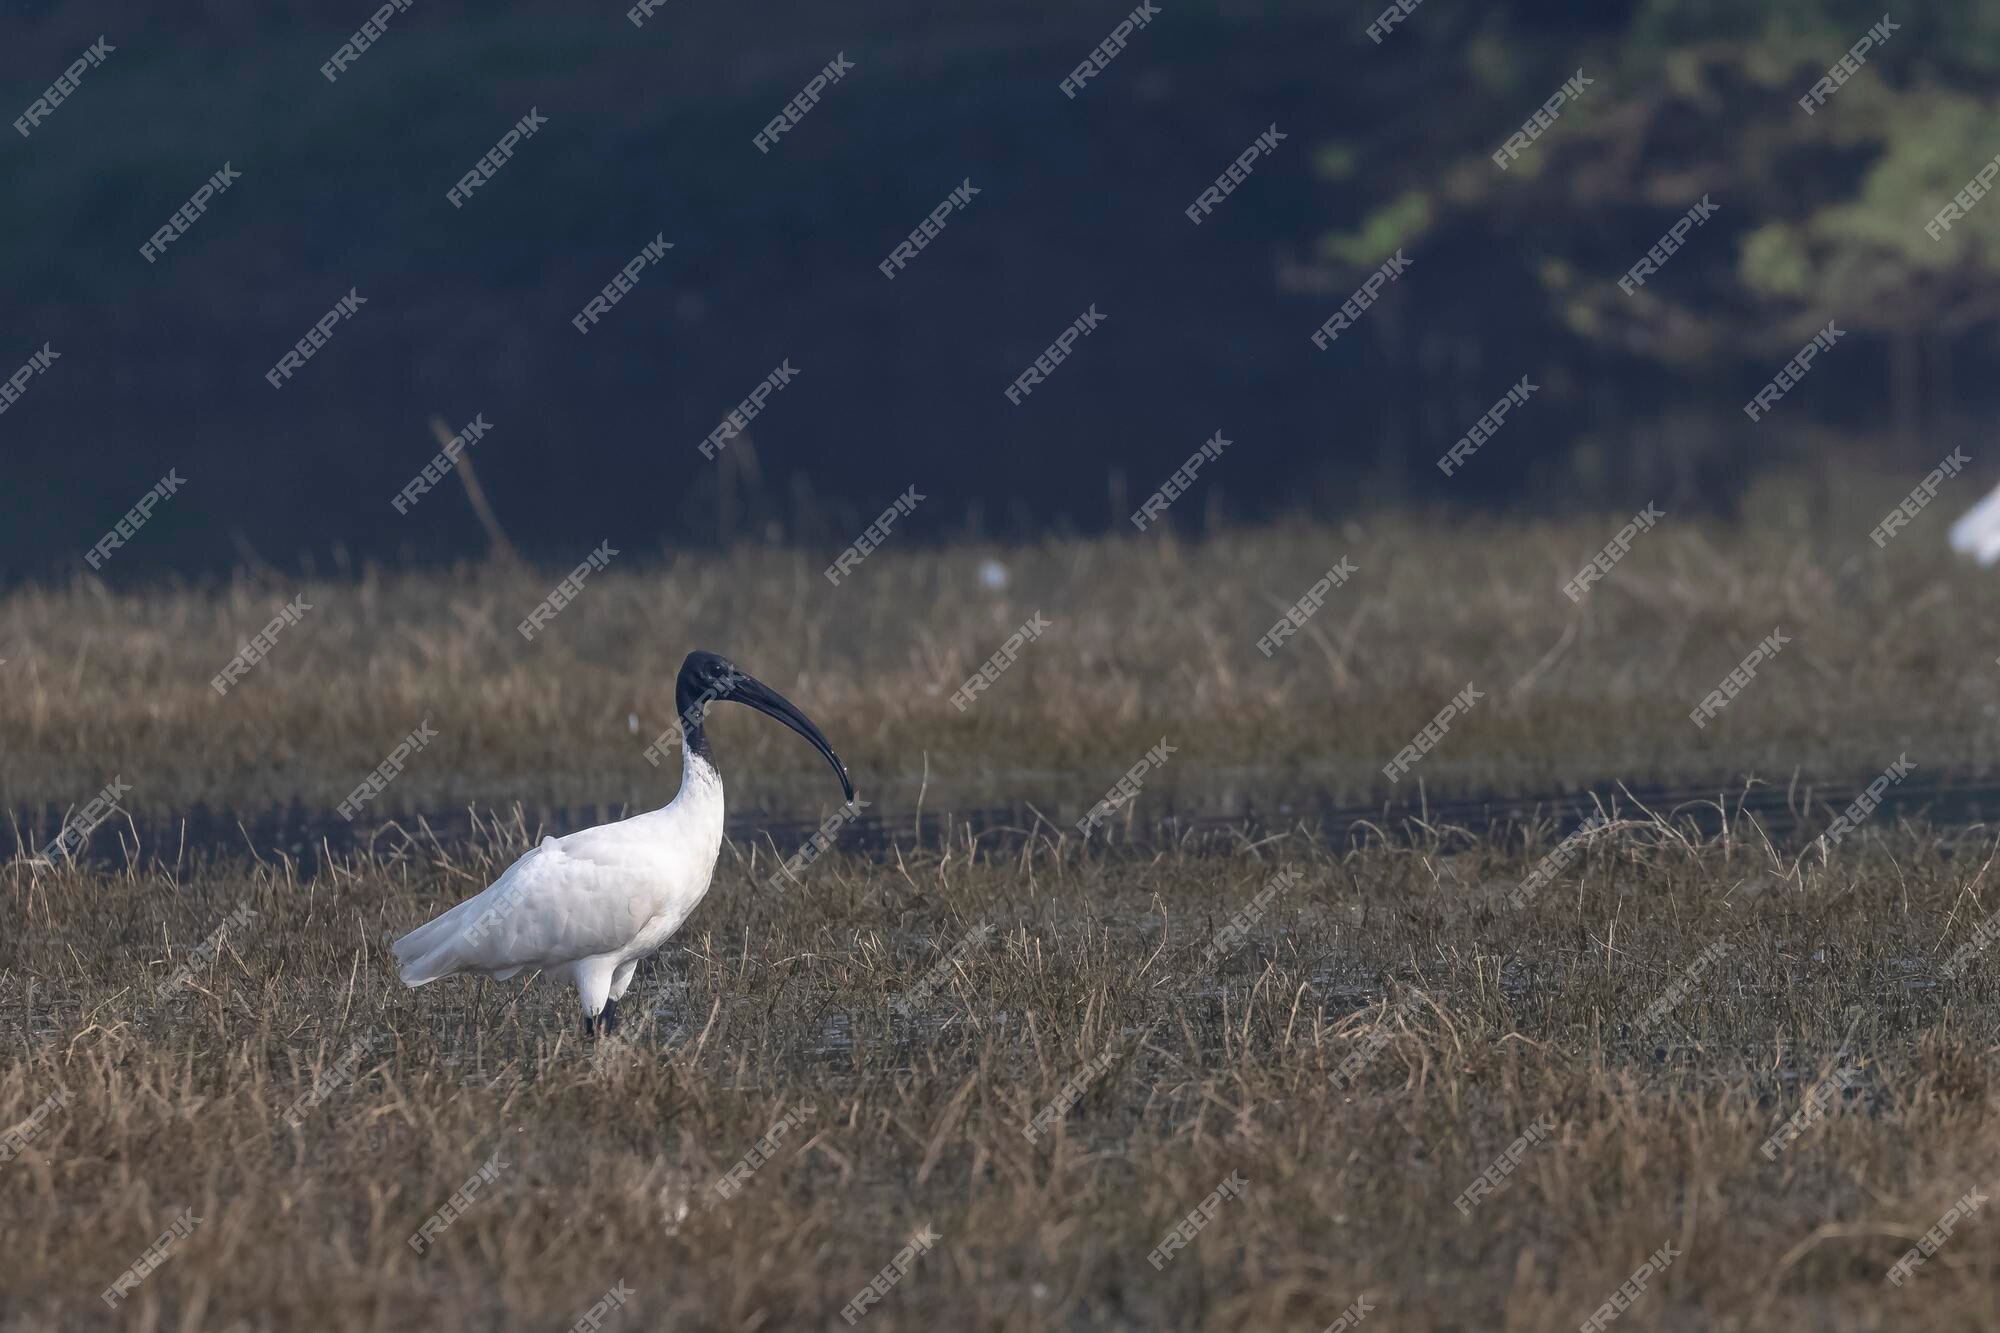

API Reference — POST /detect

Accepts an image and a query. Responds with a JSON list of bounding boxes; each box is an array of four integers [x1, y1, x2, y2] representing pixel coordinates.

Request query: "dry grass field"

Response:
[[6, 486, 2000, 828], [8, 495, 2000, 1329], [6, 810, 2000, 1330]]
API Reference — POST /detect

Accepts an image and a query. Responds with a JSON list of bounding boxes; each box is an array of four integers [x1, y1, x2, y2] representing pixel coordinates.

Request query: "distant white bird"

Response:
[[1949, 481, 2000, 567], [392, 652, 853, 1037]]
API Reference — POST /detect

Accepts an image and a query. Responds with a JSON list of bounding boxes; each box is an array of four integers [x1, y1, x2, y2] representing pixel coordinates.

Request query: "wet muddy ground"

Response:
[[14, 763, 1999, 874]]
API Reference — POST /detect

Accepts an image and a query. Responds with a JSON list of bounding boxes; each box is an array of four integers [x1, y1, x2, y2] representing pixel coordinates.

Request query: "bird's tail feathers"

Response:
[[396, 950, 460, 987], [392, 911, 472, 987]]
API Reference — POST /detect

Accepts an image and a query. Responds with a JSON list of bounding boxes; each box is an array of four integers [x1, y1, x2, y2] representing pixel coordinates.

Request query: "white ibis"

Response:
[[1950, 481, 2000, 567], [391, 651, 854, 1037]]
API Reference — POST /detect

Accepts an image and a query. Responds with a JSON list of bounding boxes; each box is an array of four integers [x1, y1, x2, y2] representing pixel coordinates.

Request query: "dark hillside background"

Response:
[[5, 0, 1996, 578]]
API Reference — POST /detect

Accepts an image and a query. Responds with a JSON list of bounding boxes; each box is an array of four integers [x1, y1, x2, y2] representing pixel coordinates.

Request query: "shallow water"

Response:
[[13, 767, 2000, 871]]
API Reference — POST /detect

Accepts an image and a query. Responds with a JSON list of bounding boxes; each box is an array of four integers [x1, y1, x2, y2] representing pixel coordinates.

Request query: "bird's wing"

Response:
[[392, 828, 664, 984]]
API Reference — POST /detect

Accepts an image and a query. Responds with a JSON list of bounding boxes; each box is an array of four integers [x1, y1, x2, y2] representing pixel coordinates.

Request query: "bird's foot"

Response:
[[583, 997, 621, 1040]]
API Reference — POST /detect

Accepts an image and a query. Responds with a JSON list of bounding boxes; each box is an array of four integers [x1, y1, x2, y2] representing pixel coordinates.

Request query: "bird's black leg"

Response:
[[583, 1010, 596, 1039], [601, 996, 621, 1036]]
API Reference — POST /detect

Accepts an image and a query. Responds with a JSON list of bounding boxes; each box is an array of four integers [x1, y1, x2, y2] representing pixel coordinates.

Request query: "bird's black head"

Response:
[[675, 652, 855, 803], [677, 650, 744, 703]]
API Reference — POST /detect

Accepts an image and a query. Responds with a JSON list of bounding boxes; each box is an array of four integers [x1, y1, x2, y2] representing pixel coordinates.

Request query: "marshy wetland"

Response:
[[8, 513, 2000, 1329]]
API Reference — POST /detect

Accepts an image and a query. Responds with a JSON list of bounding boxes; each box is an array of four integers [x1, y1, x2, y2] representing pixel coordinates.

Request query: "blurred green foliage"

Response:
[[1320, 0, 2000, 361]]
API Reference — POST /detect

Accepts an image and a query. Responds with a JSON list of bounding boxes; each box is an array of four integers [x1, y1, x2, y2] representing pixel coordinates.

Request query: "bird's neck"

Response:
[[679, 729, 723, 799], [675, 671, 715, 765], [682, 709, 713, 767], [673, 669, 727, 806], [680, 728, 728, 808]]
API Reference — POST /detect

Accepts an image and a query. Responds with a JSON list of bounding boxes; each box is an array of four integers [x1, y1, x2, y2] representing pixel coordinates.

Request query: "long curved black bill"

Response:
[[726, 672, 855, 803]]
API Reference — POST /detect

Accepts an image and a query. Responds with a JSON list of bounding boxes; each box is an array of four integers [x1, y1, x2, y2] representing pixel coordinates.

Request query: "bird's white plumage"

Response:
[[391, 742, 726, 1018], [1949, 481, 2000, 567]]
